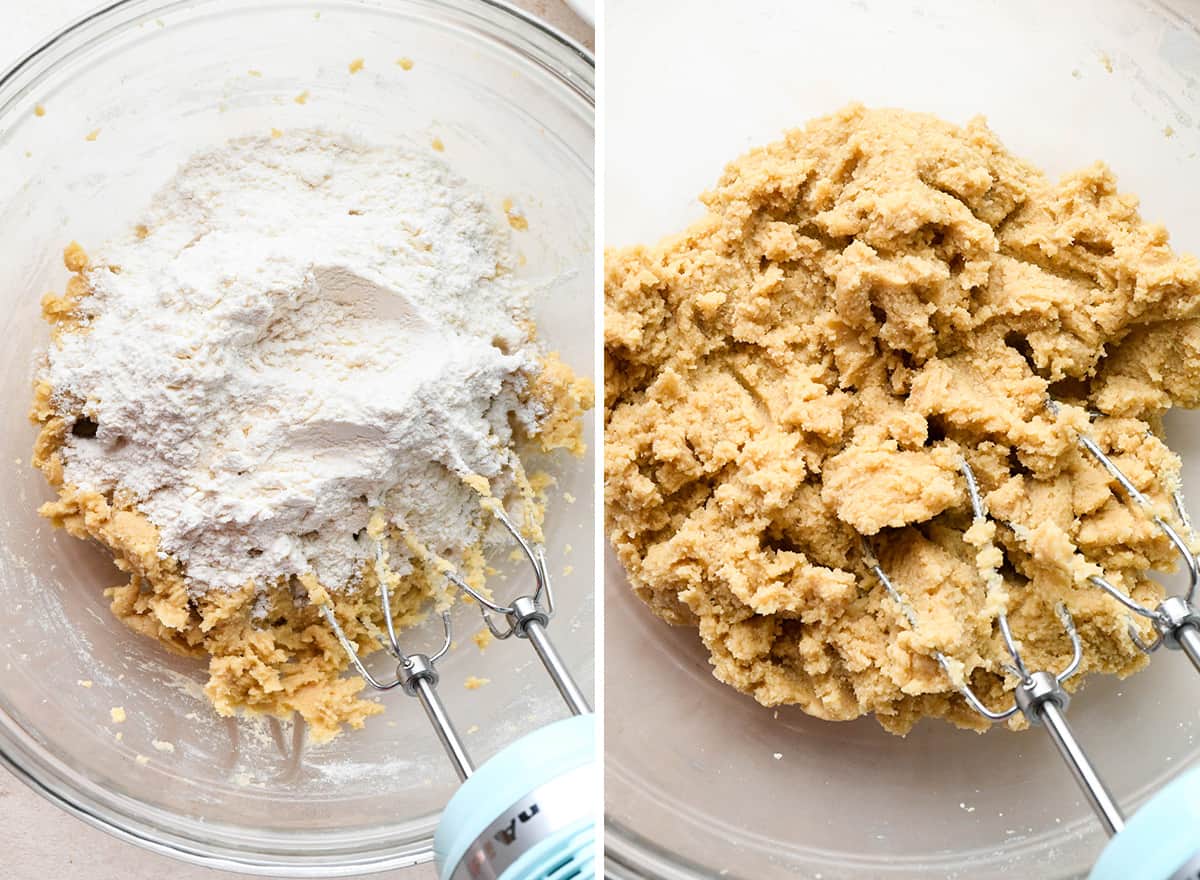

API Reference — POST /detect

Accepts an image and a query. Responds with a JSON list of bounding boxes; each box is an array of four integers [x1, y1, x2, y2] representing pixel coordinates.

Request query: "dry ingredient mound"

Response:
[[31, 130, 591, 742], [604, 104, 1200, 734]]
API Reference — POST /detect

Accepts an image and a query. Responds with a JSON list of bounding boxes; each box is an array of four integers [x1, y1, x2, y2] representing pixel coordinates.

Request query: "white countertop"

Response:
[[0, 1, 591, 878]]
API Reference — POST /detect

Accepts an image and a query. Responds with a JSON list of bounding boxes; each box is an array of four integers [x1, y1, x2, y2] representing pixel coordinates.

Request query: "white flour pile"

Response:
[[43, 130, 541, 595]]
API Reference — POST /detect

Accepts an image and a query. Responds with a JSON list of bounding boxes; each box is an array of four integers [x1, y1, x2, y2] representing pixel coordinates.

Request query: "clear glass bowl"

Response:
[[604, 0, 1200, 877], [0, 0, 593, 875]]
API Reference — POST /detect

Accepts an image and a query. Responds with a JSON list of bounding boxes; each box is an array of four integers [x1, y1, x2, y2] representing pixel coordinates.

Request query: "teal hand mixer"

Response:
[[322, 507, 595, 880], [868, 414, 1200, 880]]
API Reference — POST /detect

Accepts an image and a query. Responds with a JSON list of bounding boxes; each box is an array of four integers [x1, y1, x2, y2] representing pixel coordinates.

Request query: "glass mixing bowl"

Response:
[[604, 0, 1200, 877], [0, 0, 593, 874]]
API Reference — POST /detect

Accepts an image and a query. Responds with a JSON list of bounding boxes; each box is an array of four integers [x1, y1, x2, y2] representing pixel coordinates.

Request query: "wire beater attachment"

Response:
[[320, 551, 474, 780], [1065, 411, 1200, 667], [445, 504, 591, 715], [867, 456, 1124, 835]]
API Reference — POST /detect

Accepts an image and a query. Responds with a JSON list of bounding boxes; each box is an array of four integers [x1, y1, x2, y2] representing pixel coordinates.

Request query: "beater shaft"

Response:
[[524, 618, 591, 715], [1036, 700, 1125, 836], [1177, 625, 1200, 676], [872, 457, 1136, 841], [411, 675, 475, 781], [323, 499, 590, 788], [448, 503, 594, 716]]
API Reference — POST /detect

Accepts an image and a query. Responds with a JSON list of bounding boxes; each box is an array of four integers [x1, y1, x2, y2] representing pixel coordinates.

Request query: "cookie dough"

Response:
[[33, 247, 592, 742], [605, 105, 1200, 733]]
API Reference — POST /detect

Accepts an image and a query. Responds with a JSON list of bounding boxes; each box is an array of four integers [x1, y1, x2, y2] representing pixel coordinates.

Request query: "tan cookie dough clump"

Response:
[[605, 104, 1200, 733]]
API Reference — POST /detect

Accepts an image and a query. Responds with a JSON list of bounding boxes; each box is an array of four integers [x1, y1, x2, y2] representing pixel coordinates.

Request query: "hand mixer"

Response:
[[868, 421, 1200, 880], [321, 505, 595, 880]]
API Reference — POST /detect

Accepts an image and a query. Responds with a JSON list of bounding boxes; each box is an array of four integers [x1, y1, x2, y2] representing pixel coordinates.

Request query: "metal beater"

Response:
[[445, 506, 591, 717], [320, 502, 595, 880], [1057, 406, 1200, 673], [869, 414, 1200, 878]]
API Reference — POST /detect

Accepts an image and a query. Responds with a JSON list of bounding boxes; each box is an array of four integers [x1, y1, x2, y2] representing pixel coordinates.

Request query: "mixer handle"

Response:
[[1089, 766, 1200, 880], [434, 715, 596, 880]]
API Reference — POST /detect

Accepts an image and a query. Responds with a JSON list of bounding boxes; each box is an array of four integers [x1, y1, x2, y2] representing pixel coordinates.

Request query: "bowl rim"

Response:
[[0, 0, 593, 875], [0, 0, 596, 105]]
